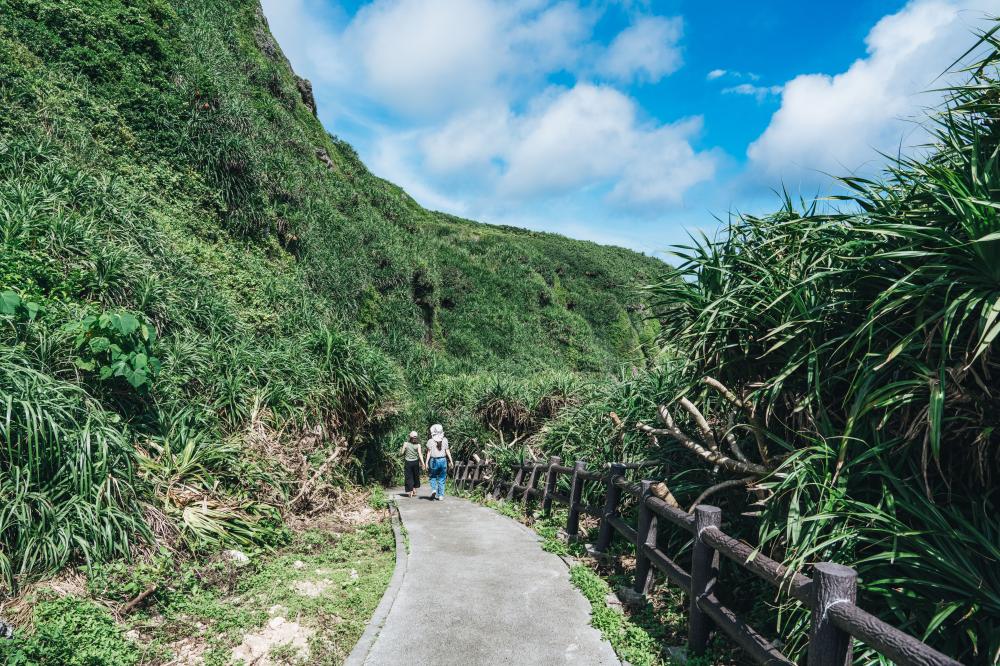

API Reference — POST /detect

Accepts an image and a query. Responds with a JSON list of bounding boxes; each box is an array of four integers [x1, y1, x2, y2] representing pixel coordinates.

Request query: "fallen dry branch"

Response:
[[678, 397, 718, 452], [702, 377, 769, 463], [637, 415, 771, 476], [121, 584, 157, 616], [650, 481, 680, 508], [724, 415, 750, 464], [636, 375, 776, 478], [290, 444, 345, 508]]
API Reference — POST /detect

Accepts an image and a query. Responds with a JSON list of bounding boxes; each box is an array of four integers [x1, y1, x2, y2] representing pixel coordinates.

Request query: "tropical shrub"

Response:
[[0, 291, 40, 322], [0, 345, 147, 593], [64, 311, 160, 392], [643, 25, 1000, 663]]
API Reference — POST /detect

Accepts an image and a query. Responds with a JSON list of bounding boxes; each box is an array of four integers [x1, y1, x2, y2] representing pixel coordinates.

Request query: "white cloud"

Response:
[[261, 0, 705, 245], [509, 2, 597, 73], [707, 69, 760, 82], [747, 0, 995, 181], [264, 0, 598, 118], [418, 106, 514, 177], [502, 85, 716, 207], [413, 84, 716, 208], [609, 118, 717, 207], [598, 16, 684, 84], [346, 0, 508, 115], [501, 85, 638, 196], [370, 132, 472, 214], [723, 83, 783, 100]]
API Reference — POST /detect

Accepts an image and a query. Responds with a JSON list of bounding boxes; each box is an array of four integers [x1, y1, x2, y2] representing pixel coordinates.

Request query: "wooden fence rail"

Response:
[[451, 457, 961, 666]]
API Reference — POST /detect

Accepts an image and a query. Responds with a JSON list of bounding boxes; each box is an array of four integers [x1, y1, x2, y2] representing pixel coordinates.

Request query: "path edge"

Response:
[[344, 497, 408, 666]]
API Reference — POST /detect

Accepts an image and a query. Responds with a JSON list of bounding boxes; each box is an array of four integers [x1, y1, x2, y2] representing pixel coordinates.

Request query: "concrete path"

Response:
[[364, 492, 620, 665]]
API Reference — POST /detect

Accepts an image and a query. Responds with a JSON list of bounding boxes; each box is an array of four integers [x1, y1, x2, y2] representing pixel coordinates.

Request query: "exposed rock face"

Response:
[[254, 5, 317, 118], [296, 76, 317, 116], [315, 148, 335, 170], [254, 7, 280, 58]]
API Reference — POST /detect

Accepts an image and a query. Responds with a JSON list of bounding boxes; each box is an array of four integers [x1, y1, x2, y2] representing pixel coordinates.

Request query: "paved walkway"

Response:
[[364, 491, 619, 665]]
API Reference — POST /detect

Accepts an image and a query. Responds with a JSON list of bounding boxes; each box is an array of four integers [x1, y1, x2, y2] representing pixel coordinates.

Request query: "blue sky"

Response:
[[261, 0, 993, 256]]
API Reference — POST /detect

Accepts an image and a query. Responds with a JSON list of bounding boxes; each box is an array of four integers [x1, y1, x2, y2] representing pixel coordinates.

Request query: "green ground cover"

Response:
[[1, 490, 395, 665]]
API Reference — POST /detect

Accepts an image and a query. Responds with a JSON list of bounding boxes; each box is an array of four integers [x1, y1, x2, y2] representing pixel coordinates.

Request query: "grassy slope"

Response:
[[0, 0, 663, 591], [0, 0, 662, 405]]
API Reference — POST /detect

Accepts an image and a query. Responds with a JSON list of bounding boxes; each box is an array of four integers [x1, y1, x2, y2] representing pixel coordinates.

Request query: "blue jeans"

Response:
[[428, 457, 447, 497]]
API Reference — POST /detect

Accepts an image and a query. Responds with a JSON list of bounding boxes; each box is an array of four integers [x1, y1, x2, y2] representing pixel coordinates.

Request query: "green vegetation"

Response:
[[2, 514, 395, 665], [0, 0, 659, 600], [3, 0, 998, 664], [445, 24, 1000, 666], [0, 596, 139, 666], [570, 565, 659, 666]]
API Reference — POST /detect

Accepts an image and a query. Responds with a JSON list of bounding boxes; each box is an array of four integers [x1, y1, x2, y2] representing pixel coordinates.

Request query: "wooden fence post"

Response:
[[594, 463, 626, 553], [506, 464, 525, 501], [487, 463, 499, 498], [565, 460, 586, 539], [542, 456, 561, 516], [808, 563, 857, 666], [523, 463, 541, 514], [473, 460, 483, 488], [688, 504, 722, 656], [632, 480, 656, 595], [458, 461, 468, 491]]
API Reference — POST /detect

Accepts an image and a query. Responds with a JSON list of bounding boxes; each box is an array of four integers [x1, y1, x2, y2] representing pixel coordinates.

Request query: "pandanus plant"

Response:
[[644, 21, 1000, 663]]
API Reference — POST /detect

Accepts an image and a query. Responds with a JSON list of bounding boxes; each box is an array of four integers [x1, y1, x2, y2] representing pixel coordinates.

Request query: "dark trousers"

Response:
[[404, 459, 421, 492]]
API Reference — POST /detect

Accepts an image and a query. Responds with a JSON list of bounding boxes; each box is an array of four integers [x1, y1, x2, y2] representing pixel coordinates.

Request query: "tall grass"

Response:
[[0, 344, 147, 592], [644, 23, 1000, 663]]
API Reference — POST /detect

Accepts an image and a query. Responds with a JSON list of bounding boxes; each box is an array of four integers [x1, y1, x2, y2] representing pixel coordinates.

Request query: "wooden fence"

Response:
[[452, 457, 961, 666]]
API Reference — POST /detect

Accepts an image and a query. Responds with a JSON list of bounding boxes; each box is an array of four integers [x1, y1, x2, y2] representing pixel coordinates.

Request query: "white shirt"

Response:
[[427, 437, 449, 458]]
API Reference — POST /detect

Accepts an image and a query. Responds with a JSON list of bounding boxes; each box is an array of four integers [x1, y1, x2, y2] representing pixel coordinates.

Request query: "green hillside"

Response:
[[0, 0, 662, 592]]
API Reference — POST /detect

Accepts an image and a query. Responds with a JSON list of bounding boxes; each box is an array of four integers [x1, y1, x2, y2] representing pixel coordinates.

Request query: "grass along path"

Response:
[[1, 491, 395, 666]]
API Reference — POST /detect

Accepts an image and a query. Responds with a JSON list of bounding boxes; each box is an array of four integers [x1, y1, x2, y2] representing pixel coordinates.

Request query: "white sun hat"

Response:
[[430, 423, 445, 441]]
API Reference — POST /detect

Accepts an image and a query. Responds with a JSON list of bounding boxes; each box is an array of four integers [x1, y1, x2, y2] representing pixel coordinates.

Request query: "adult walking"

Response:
[[399, 431, 424, 498], [424, 423, 453, 500]]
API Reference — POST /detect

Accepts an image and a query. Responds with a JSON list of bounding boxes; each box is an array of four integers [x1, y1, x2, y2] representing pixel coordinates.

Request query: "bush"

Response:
[[0, 345, 147, 593], [64, 310, 161, 392]]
